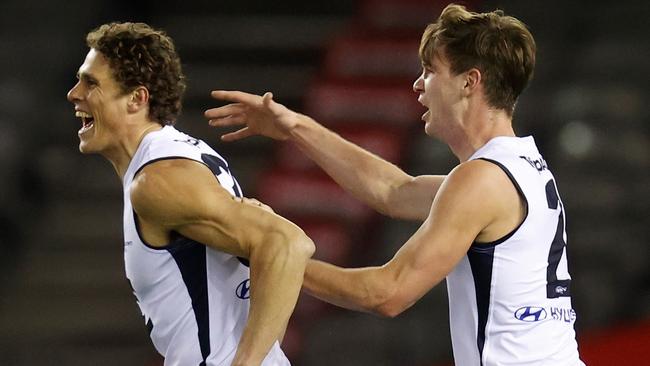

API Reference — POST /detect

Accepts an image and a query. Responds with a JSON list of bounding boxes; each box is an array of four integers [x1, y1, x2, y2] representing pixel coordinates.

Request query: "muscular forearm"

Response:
[[288, 115, 415, 218], [302, 259, 395, 316], [233, 230, 314, 365]]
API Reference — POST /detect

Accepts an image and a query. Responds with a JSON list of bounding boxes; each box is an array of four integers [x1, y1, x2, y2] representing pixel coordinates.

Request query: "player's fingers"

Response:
[[210, 90, 262, 105], [262, 92, 274, 107], [221, 127, 254, 142], [208, 113, 246, 127], [204, 103, 246, 119], [263, 91, 287, 115]]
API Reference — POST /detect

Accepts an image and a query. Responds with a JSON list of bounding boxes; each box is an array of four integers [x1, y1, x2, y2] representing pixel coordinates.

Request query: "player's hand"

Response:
[[205, 90, 299, 142]]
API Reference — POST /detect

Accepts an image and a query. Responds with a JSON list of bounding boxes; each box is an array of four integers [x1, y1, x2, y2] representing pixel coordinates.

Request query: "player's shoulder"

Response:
[[436, 159, 519, 210], [133, 158, 209, 192], [134, 127, 215, 182], [130, 158, 220, 222], [447, 159, 510, 187]]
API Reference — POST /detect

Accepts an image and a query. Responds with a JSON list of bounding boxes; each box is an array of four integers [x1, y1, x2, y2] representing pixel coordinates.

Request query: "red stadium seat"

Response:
[[304, 80, 423, 126], [257, 169, 374, 224], [579, 319, 650, 366], [323, 35, 421, 79]]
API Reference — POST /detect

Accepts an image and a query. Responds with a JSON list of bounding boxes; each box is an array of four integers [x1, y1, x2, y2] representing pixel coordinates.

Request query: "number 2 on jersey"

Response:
[[545, 178, 571, 298]]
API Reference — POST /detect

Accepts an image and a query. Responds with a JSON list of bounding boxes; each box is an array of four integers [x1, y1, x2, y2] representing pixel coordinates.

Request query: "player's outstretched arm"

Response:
[[205, 90, 443, 221], [130, 159, 315, 366], [303, 160, 516, 316]]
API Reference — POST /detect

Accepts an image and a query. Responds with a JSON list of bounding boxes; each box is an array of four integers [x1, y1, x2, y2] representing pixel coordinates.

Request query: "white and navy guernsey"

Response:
[[122, 126, 290, 366], [446, 136, 584, 365]]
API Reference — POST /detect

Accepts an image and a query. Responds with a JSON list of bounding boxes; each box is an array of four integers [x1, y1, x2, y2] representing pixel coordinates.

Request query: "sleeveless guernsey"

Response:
[[447, 136, 583, 365], [122, 126, 290, 366]]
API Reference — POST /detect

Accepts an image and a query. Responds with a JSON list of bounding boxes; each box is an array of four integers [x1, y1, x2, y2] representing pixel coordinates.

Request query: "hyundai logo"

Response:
[[555, 285, 568, 295], [236, 279, 251, 299], [514, 306, 547, 322]]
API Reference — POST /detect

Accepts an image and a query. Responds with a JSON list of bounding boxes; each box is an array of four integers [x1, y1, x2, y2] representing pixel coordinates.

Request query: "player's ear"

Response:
[[127, 86, 149, 113], [463, 68, 481, 93]]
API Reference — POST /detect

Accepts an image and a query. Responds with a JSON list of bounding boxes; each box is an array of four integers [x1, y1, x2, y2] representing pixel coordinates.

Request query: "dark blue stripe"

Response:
[[200, 153, 249, 268], [468, 244, 495, 365], [476, 158, 529, 246], [146, 318, 154, 336], [167, 233, 211, 363]]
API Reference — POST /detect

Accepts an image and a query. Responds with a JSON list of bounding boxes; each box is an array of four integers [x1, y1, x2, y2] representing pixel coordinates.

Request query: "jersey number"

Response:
[[545, 178, 571, 298], [201, 154, 242, 198], [200, 154, 249, 267]]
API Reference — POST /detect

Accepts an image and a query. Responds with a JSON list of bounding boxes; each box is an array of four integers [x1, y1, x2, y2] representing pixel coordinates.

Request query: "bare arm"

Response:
[[205, 91, 444, 221], [302, 160, 524, 317], [130, 159, 315, 366]]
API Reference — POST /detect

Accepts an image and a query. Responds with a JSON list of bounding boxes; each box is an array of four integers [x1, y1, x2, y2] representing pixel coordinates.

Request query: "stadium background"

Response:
[[0, 0, 647, 364]]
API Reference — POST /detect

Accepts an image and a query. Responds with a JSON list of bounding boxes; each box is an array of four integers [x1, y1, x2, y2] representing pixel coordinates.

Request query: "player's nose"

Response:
[[413, 74, 424, 93], [67, 81, 82, 103]]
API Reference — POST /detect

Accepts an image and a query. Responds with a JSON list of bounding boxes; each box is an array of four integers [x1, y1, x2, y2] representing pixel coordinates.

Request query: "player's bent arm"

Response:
[[303, 161, 507, 317], [206, 90, 444, 221], [289, 114, 445, 221], [130, 159, 315, 366]]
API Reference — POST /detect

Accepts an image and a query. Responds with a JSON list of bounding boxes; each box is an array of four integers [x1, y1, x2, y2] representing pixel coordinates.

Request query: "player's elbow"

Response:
[[375, 203, 404, 221], [278, 226, 315, 261], [382, 207, 418, 222], [376, 187, 408, 220], [373, 296, 411, 318], [249, 223, 314, 268], [380, 198, 422, 223], [381, 175, 435, 222], [366, 281, 410, 318], [294, 233, 315, 260]]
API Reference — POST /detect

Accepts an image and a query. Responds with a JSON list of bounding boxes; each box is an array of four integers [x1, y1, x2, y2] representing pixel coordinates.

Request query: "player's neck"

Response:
[[104, 121, 163, 179], [448, 106, 514, 162]]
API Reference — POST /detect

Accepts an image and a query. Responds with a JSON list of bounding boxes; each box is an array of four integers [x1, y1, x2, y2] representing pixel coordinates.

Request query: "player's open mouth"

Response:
[[417, 97, 428, 121], [76, 110, 95, 133]]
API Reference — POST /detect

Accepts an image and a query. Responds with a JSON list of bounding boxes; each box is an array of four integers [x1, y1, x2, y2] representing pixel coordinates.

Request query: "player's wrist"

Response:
[[288, 112, 321, 140]]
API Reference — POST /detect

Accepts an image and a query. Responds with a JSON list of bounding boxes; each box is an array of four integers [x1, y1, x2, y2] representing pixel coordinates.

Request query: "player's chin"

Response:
[[78, 139, 97, 154], [423, 122, 441, 139], [423, 121, 434, 135], [78, 143, 91, 154]]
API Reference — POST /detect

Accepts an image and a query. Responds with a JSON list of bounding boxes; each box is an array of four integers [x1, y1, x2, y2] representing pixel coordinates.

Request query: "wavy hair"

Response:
[[86, 22, 186, 125]]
